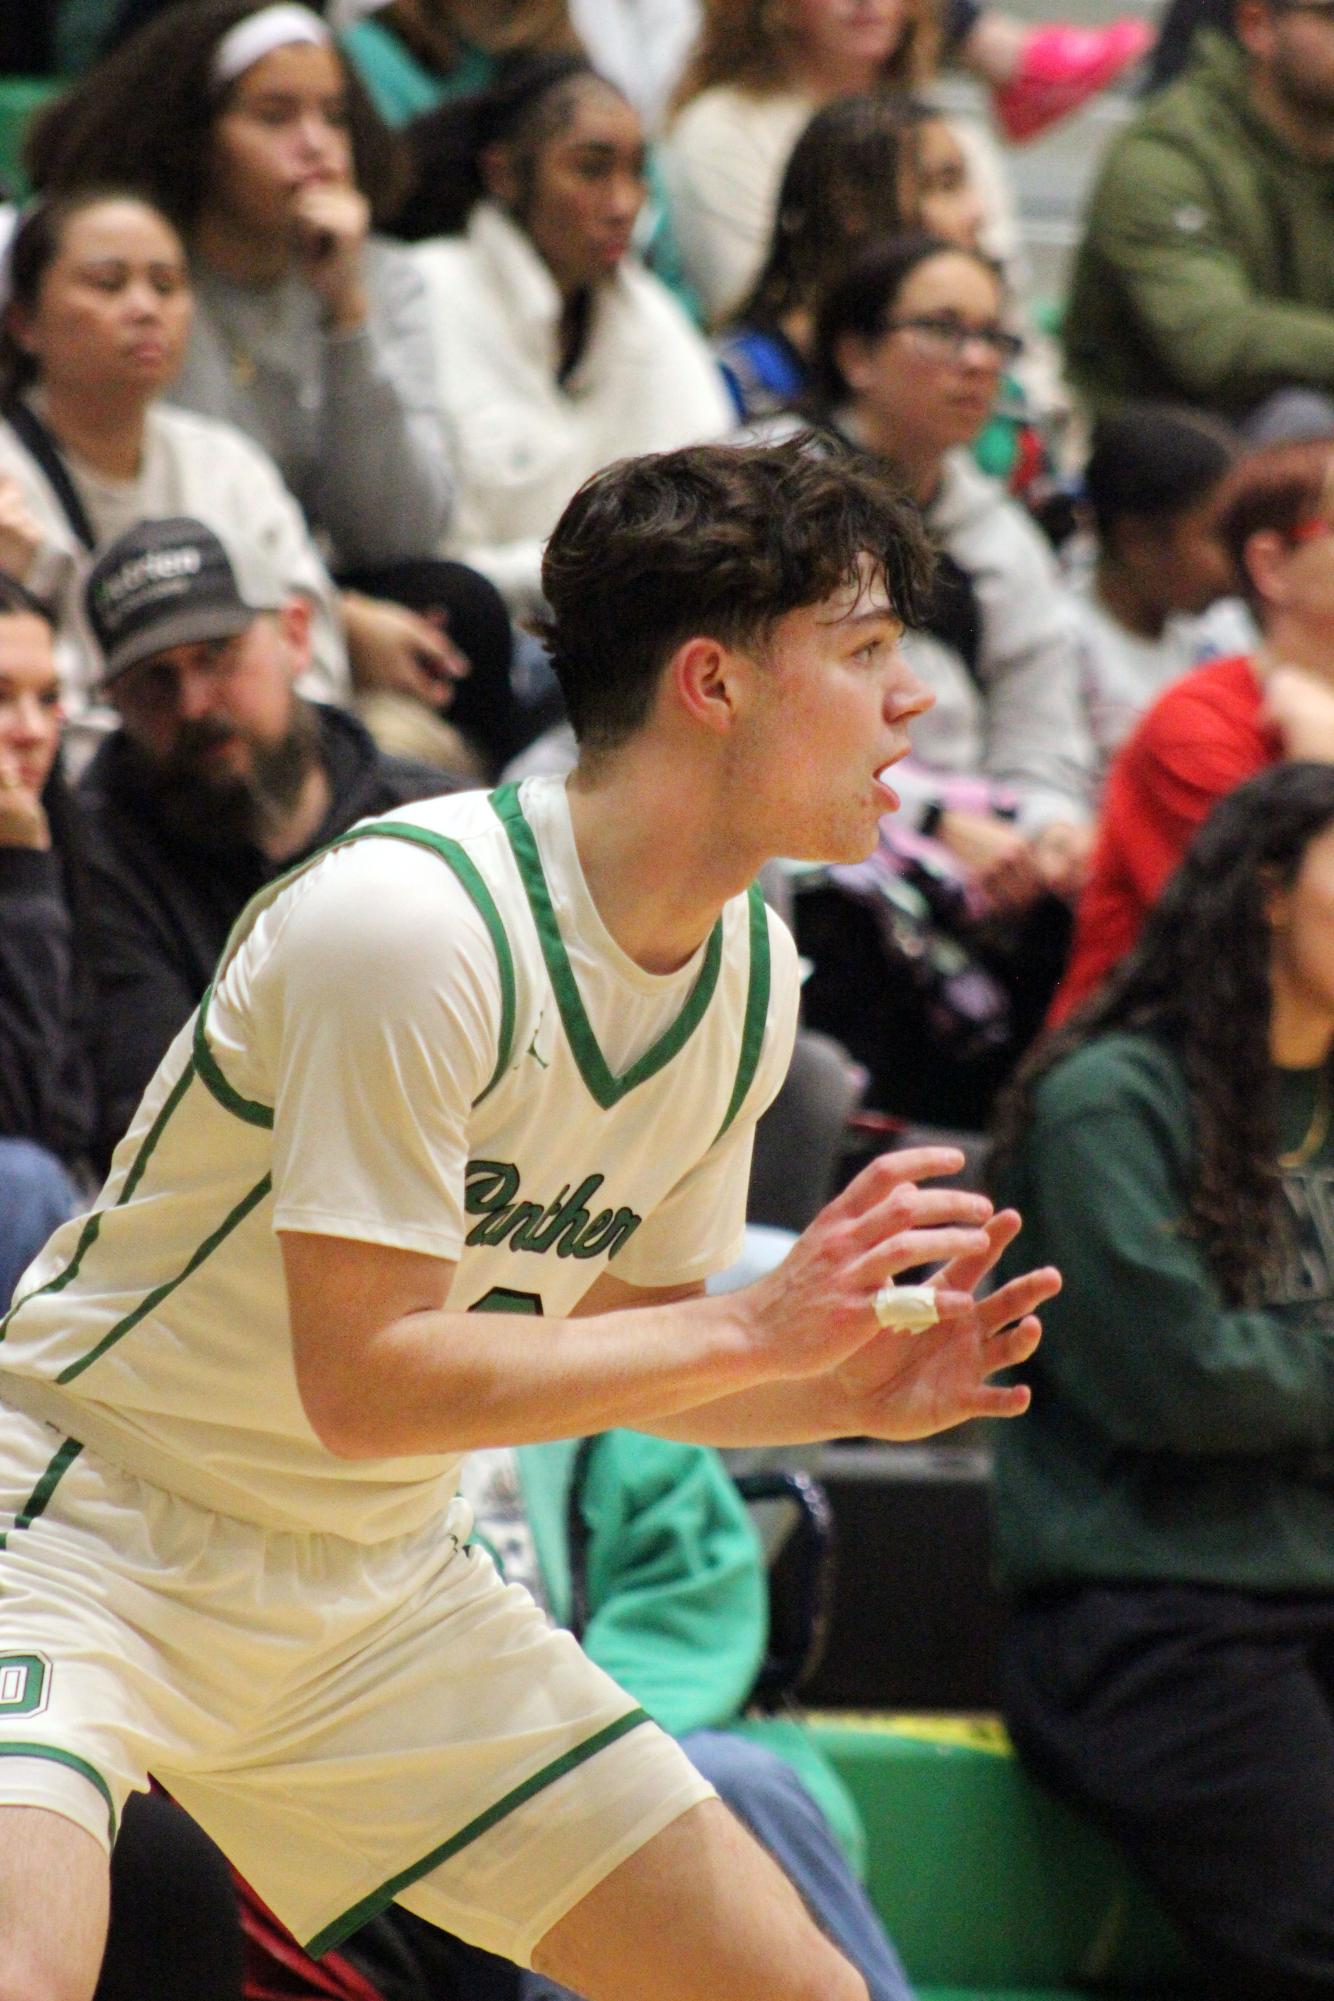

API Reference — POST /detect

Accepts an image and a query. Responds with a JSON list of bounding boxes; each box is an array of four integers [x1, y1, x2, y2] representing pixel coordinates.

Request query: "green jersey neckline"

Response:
[[491, 781, 732, 1111]]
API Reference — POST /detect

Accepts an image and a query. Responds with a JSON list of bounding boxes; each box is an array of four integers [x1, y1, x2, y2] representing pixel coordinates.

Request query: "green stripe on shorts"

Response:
[[0, 1743, 117, 1843], [304, 1706, 651, 1957]]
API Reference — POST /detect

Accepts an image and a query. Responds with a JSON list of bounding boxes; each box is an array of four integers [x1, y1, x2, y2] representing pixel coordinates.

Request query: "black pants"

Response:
[[1000, 1584, 1334, 2000], [96, 1790, 242, 2001]]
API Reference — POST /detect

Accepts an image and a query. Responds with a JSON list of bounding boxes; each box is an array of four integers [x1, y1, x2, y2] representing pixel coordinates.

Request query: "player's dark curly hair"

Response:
[[536, 434, 934, 754], [991, 761, 1334, 1306], [25, 0, 403, 230]]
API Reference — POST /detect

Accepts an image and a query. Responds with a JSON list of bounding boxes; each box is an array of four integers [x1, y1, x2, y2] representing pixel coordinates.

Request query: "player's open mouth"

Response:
[[872, 764, 900, 811]]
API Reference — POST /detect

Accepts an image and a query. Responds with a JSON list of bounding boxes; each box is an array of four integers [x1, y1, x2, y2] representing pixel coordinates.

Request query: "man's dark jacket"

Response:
[[79, 702, 458, 1168]]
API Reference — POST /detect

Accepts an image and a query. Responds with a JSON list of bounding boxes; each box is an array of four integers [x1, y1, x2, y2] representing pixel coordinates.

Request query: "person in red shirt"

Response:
[[1052, 437, 1334, 1021]]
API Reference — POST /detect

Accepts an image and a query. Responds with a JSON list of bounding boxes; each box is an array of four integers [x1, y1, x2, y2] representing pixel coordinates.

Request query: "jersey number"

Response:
[[469, 1286, 544, 1315]]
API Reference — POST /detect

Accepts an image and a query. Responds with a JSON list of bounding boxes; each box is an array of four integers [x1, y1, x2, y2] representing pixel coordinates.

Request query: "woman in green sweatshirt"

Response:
[[989, 759, 1334, 2001]]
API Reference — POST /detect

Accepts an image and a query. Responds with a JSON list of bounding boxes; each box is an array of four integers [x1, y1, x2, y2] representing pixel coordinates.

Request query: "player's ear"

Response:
[[668, 635, 742, 734]]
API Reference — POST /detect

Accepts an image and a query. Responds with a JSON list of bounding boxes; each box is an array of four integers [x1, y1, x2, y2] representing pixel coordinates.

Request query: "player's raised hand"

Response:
[[834, 1210, 1059, 1439], [741, 1146, 994, 1380]]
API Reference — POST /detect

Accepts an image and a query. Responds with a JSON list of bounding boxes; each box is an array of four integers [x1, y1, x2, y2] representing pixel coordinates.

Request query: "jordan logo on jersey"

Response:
[[465, 1159, 642, 1260]]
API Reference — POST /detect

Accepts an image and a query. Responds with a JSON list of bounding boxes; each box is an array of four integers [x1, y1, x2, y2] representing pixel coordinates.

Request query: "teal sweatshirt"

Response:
[[992, 1032, 1334, 1597]]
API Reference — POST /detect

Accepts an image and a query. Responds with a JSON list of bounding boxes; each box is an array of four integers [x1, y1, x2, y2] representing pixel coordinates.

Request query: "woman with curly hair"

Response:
[[26, 1, 439, 575], [662, 0, 938, 322], [989, 757, 1334, 2000]]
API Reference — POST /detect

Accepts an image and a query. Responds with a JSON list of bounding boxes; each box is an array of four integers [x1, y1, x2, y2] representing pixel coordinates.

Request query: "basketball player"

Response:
[[0, 439, 1057, 2001]]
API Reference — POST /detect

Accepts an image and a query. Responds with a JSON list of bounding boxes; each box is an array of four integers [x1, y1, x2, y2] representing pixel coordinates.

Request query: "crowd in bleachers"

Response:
[[4, 0, 1334, 1993]]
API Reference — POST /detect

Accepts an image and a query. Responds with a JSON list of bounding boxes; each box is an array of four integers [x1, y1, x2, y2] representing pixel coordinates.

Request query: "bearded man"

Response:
[[77, 517, 449, 1166]]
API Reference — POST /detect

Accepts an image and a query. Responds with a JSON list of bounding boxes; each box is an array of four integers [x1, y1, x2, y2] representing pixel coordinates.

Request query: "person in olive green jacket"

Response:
[[989, 761, 1334, 2000], [1065, 6, 1334, 428]]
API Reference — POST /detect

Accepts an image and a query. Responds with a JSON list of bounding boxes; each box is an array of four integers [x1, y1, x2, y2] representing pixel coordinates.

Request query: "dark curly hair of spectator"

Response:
[[738, 97, 936, 338], [992, 761, 1334, 1305]]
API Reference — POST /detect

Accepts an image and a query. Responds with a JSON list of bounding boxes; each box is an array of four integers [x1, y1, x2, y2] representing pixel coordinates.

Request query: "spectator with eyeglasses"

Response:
[[751, 233, 1094, 1125], [804, 236, 1091, 914], [714, 94, 1060, 501], [1066, 0, 1334, 437]]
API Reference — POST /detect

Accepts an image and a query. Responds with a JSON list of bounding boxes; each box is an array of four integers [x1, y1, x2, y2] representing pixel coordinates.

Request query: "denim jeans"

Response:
[[0, 1138, 79, 1309]]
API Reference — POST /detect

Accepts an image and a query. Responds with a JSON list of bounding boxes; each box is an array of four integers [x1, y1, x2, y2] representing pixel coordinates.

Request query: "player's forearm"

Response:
[[298, 1293, 776, 1458], [646, 1375, 862, 1447]]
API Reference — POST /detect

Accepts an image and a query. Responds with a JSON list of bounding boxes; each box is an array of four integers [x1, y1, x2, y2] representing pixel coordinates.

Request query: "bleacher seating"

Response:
[[807, 1711, 1198, 2001]]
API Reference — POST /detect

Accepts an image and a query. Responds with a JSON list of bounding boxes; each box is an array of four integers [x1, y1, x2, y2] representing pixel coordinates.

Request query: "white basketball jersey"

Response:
[[0, 779, 800, 1541]]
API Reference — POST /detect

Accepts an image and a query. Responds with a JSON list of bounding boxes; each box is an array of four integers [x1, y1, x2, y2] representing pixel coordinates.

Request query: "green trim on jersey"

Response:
[[366, 824, 517, 1105], [3, 814, 520, 1379], [0, 1056, 198, 1344], [0, 1434, 83, 1552], [193, 998, 273, 1129], [0, 1743, 117, 1843], [195, 819, 520, 1121], [715, 884, 771, 1144], [305, 1705, 651, 1956], [491, 784, 725, 1109], [55, 1174, 273, 1386]]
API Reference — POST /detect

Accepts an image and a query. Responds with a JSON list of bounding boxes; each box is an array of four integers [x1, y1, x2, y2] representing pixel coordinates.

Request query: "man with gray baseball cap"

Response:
[[78, 517, 460, 1166], [85, 516, 282, 680]]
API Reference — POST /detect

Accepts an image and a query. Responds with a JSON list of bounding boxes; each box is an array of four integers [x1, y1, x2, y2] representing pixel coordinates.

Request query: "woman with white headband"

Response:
[[30, 4, 440, 572], [27, 2, 525, 768]]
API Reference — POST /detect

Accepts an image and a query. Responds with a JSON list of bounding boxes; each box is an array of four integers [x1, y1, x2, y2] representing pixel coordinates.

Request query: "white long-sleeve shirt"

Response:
[[413, 204, 734, 614]]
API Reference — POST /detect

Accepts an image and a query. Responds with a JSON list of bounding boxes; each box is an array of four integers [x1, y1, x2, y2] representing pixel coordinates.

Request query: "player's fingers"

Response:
[[963, 1380, 1032, 1420], [846, 1182, 993, 1255], [862, 1225, 992, 1284], [832, 1146, 968, 1220], [933, 1208, 1023, 1295], [980, 1312, 1044, 1373], [976, 1266, 1061, 1335]]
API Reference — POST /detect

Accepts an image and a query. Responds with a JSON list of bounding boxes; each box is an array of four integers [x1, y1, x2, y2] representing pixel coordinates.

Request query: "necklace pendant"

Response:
[[230, 349, 257, 390]]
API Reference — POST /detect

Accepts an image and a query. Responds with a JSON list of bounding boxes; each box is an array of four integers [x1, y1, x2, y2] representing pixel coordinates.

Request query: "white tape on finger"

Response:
[[872, 1283, 940, 1333]]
